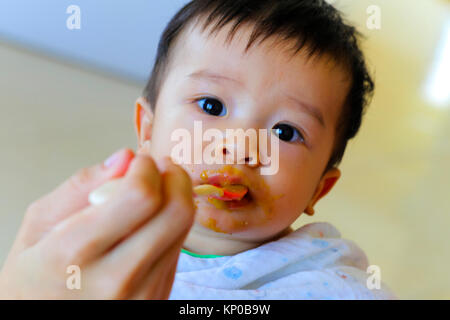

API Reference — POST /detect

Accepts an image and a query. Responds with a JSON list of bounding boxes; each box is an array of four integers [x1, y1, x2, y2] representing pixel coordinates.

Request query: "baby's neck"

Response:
[[182, 223, 293, 256]]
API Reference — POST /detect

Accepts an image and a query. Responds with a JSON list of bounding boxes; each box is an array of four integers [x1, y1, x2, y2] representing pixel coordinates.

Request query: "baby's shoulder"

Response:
[[291, 221, 342, 239]]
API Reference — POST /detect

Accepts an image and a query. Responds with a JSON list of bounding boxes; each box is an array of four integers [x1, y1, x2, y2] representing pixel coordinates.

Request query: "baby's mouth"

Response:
[[193, 174, 254, 209]]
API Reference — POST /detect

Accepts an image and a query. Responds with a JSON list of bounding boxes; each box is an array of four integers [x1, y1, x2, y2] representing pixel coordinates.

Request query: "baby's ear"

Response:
[[304, 167, 341, 216], [134, 97, 154, 149]]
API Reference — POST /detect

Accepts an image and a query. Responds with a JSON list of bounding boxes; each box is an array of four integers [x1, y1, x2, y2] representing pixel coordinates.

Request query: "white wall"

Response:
[[0, 0, 189, 82]]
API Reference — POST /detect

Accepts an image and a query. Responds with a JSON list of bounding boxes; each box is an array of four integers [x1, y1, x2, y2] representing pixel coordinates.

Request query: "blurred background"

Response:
[[0, 0, 449, 299]]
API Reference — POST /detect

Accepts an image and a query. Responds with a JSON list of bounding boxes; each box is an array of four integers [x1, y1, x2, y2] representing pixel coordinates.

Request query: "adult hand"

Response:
[[0, 148, 195, 299]]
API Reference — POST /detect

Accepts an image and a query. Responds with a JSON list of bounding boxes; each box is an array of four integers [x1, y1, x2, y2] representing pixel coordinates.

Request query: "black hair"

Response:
[[143, 0, 375, 172]]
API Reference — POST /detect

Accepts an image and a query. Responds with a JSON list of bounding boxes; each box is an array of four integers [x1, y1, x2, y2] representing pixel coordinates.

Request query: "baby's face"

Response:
[[136, 21, 349, 243]]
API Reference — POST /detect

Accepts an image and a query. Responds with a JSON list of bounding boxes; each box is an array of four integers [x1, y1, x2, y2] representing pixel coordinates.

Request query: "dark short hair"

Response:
[[143, 0, 374, 173]]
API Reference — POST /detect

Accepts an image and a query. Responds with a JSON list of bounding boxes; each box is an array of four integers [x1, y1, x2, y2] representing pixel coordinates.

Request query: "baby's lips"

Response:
[[207, 174, 242, 186], [193, 184, 248, 201]]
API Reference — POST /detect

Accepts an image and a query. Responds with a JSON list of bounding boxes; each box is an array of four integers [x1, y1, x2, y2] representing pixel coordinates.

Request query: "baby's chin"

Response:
[[192, 195, 280, 238]]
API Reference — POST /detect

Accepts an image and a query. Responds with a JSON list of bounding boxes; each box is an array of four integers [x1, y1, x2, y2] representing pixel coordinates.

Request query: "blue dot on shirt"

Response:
[[311, 239, 329, 248], [223, 266, 243, 279]]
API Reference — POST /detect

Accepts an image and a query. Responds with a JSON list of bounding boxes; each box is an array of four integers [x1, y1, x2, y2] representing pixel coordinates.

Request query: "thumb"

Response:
[[65, 148, 136, 205], [22, 149, 135, 244]]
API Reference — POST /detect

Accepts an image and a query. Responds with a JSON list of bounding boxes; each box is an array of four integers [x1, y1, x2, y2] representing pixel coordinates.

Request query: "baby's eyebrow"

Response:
[[187, 70, 243, 86], [187, 69, 326, 129], [283, 92, 326, 129]]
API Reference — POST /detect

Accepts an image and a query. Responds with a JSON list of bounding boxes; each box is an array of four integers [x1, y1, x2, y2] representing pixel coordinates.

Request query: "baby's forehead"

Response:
[[173, 19, 350, 84], [170, 21, 350, 124]]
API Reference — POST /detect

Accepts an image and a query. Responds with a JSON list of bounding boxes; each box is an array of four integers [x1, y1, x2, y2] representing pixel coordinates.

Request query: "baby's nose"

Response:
[[221, 142, 260, 168]]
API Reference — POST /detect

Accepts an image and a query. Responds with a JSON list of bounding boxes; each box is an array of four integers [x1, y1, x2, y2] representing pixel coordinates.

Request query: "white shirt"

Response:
[[169, 222, 396, 300]]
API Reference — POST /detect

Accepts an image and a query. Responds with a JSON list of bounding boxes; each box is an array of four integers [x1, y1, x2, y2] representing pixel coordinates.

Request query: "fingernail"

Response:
[[104, 150, 123, 168]]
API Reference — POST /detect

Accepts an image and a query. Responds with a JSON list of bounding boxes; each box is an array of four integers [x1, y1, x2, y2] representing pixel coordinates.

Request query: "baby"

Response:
[[129, 0, 395, 299], [0, 0, 395, 300]]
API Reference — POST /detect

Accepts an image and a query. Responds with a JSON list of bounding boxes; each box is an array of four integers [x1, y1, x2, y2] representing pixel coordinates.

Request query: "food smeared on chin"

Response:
[[205, 217, 224, 233]]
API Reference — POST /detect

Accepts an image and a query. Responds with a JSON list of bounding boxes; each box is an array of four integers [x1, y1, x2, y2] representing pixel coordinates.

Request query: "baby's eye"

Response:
[[195, 97, 227, 117], [272, 123, 305, 143]]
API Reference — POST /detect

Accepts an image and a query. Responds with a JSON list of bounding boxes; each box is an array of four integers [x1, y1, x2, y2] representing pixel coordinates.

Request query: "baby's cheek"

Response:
[[281, 187, 311, 213], [266, 179, 312, 224]]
